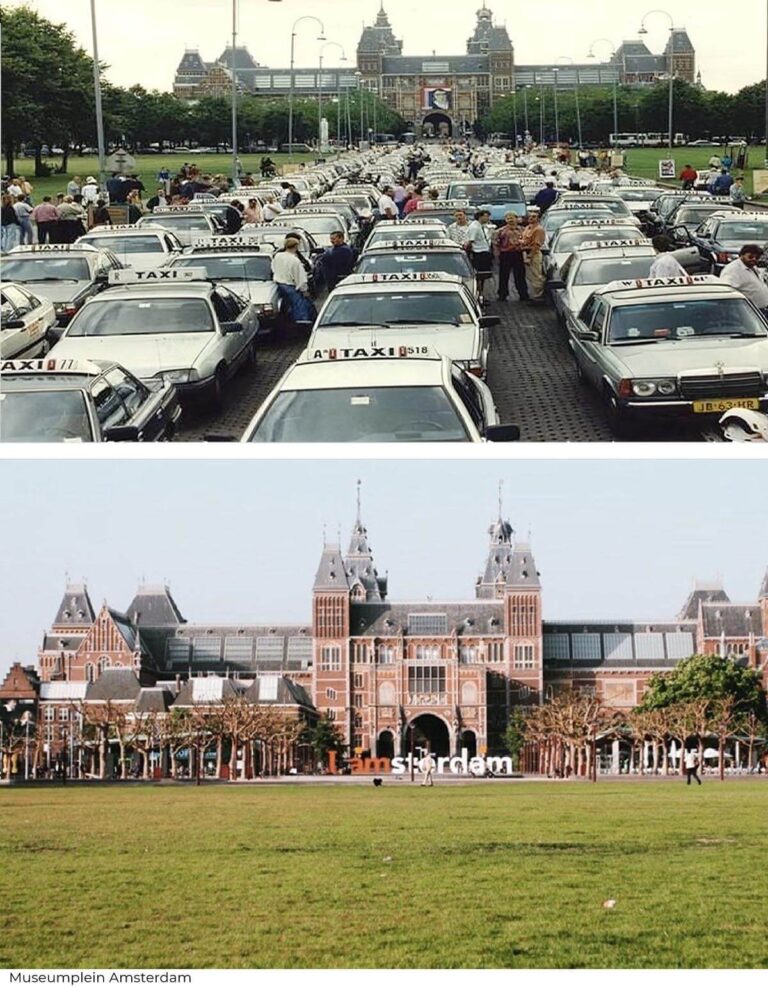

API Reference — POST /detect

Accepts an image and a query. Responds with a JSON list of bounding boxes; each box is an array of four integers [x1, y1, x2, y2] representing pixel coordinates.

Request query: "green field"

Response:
[[2, 780, 768, 969], [8, 152, 319, 202], [618, 146, 766, 196]]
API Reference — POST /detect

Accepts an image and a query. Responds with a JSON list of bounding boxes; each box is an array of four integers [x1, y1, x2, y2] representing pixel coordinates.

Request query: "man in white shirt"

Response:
[[684, 749, 702, 786], [720, 244, 768, 311], [465, 208, 494, 305], [649, 235, 688, 278], [271, 235, 317, 324], [377, 187, 397, 220], [262, 194, 283, 223]]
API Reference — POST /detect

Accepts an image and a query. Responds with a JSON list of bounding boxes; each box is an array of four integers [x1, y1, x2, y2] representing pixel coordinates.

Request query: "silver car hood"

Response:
[[610, 336, 768, 375]]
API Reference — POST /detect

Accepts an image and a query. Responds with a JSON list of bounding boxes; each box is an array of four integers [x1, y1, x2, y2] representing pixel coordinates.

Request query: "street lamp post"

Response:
[[557, 56, 582, 148], [230, 0, 284, 184], [356, 73, 364, 145], [522, 86, 529, 137], [639, 9, 675, 152], [512, 90, 519, 150], [552, 69, 560, 146], [289, 15, 326, 160], [319, 43, 347, 153], [588, 38, 619, 141], [88, 0, 107, 191]]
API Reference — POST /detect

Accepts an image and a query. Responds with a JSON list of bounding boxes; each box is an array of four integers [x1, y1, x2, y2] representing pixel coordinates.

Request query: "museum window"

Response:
[[326, 688, 337, 700], [85, 663, 95, 683], [378, 645, 396, 664], [59, 707, 69, 722], [353, 733, 364, 749], [320, 646, 342, 671], [513, 645, 535, 669], [352, 642, 369, 664], [98, 656, 111, 673], [44, 706, 55, 722], [459, 646, 478, 664], [354, 714, 363, 728], [415, 644, 441, 661], [354, 673, 364, 689], [354, 694, 363, 708], [326, 709, 336, 721], [487, 642, 504, 662], [408, 666, 446, 695]]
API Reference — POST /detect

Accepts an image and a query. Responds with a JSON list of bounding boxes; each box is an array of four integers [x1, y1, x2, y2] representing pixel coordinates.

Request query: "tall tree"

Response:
[[640, 654, 766, 718]]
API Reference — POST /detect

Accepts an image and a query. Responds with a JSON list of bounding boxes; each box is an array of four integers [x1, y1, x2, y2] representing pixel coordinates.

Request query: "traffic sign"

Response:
[[105, 148, 137, 174]]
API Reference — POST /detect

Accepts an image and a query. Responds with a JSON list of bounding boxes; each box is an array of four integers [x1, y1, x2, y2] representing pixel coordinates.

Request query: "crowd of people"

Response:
[[679, 151, 749, 207]]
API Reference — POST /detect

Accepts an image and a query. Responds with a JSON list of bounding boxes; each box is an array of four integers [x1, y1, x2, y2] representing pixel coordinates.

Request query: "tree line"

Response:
[[0, 4, 406, 178], [480, 79, 768, 146]]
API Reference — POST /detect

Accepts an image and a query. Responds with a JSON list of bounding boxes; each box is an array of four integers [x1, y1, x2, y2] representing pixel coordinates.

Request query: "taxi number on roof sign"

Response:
[[1, 357, 97, 374], [108, 267, 208, 284], [311, 346, 430, 360], [369, 272, 442, 282]]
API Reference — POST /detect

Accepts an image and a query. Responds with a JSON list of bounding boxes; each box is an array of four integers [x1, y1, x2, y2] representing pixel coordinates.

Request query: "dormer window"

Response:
[[63, 610, 71, 619]]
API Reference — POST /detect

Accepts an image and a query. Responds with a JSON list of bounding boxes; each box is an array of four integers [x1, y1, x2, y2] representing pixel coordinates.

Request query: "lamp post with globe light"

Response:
[[289, 15, 326, 159]]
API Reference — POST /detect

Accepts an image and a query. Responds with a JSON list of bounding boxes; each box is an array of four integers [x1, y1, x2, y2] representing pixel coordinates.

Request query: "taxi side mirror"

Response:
[[577, 329, 599, 342], [2, 319, 25, 330], [104, 424, 140, 442], [220, 321, 242, 335], [479, 315, 501, 328], [486, 424, 521, 442], [548, 279, 565, 291]]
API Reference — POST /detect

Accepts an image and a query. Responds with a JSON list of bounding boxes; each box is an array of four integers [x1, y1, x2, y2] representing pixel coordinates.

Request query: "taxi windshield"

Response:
[[0, 389, 93, 442], [176, 255, 272, 281], [83, 236, 163, 254], [574, 258, 654, 285], [2, 257, 90, 280], [608, 298, 768, 343], [446, 183, 524, 204], [249, 386, 470, 442], [67, 297, 214, 335], [717, 221, 768, 242], [142, 214, 211, 230], [319, 291, 471, 327], [356, 253, 472, 278]]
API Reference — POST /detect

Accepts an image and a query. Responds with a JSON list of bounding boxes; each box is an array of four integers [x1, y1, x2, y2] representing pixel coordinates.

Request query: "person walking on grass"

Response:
[[419, 750, 436, 787], [684, 748, 702, 786]]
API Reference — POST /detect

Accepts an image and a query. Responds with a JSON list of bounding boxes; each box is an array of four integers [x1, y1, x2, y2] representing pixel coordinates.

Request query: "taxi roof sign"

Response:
[[85, 224, 147, 233], [303, 344, 440, 363], [366, 238, 458, 250], [1, 357, 105, 376], [577, 239, 652, 251], [416, 199, 471, 210], [338, 272, 462, 286], [601, 274, 722, 293], [151, 205, 205, 213], [108, 267, 209, 284], [558, 219, 637, 229], [9, 243, 99, 253], [190, 236, 264, 251]]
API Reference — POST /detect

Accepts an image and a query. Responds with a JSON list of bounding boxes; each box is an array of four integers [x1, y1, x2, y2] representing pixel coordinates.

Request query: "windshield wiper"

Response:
[[384, 319, 447, 325], [323, 321, 390, 328], [611, 337, 661, 346], [18, 277, 80, 283]]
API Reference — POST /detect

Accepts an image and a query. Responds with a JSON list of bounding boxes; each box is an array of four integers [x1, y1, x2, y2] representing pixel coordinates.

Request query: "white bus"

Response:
[[609, 132, 687, 148]]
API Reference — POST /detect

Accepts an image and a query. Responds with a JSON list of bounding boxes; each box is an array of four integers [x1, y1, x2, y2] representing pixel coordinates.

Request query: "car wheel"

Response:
[[603, 386, 637, 440], [244, 338, 258, 372], [211, 364, 227, 410]]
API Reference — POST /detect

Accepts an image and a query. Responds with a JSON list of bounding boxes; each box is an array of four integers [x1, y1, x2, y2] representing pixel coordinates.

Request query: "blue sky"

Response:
[[1, 458, 767, 678]]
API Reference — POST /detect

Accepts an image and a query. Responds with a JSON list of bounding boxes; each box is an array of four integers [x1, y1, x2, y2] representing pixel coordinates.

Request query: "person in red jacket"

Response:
[[679, 164, 698, 190]]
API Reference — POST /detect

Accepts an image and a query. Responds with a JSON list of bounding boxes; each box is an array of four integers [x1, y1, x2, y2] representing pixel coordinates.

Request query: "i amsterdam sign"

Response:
[[328, 748, 514, 776]]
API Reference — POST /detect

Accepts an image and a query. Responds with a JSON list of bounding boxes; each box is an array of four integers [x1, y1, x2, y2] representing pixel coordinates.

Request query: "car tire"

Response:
[[244, 338, 258, 372], [211, 364, 227, 410], [603, 386, 637, 440]]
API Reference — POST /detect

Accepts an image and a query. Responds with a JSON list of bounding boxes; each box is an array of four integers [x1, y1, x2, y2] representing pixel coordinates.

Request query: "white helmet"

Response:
[[720, 408, 768, 442]]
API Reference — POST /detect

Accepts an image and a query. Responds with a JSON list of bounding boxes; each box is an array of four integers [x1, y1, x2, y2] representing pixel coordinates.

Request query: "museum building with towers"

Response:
[[4, 492, 766, 762]]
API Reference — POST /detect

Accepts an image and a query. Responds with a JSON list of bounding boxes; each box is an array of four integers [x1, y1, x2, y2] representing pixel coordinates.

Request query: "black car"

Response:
[[664, 200, 741, 234], [686, 212, 768, 274], [0, 357, 181, 443], [2, 244, 125, 330]]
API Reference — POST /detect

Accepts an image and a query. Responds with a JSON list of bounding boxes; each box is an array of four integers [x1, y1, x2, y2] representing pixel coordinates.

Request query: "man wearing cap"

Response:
[[81, 177, 100, 207], [271, 235, 318, 324], [720, 244, 768, 312]]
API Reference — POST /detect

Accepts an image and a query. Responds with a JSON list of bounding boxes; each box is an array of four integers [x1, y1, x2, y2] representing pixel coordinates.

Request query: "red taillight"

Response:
[[617, 378, 633, 398], [716, 252, 730, 264]]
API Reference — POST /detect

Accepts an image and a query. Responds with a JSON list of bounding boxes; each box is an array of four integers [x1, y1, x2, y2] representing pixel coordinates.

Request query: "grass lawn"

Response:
[[616, 146, 767, 197], [8, 152, 320, 203], [2, 780, 767, 969]]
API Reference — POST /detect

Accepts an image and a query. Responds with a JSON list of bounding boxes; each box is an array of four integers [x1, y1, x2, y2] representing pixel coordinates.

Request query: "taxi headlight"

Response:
[[632, 380, 657, 397], [159, 369, 192, 384], [656, 379, 677, 396]]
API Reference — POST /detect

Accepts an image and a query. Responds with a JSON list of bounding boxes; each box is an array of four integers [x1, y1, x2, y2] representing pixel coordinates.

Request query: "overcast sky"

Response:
[[1, 458, 767, 678], [9, 0, 764, 95]]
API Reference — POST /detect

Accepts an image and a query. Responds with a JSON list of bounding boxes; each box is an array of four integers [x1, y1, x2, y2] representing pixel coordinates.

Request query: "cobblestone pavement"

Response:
[[177, 283, 705, 443]]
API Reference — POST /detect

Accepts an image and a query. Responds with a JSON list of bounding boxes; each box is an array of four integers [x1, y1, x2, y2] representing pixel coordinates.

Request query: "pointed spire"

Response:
[[356, 478, 362, 524], [497, 478, 503, 521]]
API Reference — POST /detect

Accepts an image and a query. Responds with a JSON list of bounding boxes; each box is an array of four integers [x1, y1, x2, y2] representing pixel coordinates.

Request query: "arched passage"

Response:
[[405, 713, 451, 757], [376, 730, 395, 759], [461, 730, 477, 759], [422, 113, 452, 138]]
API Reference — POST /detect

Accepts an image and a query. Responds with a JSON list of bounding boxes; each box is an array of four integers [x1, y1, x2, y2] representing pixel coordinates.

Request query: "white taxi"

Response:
[[1, 282, 57, 359], [308, 272, 497, 377], [136, 207, 224, 247], [77, 225, 184, 272], [354, 239, 476, 297], [49, 268, 261, 407], [238, 346, 520, 443]]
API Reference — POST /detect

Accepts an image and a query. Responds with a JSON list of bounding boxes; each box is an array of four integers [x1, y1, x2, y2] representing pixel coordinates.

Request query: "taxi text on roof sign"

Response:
[[309, 345, 431, 361], [88, 224, 141, 232], [191, 236, 263, 250], [1, 357, 102, 375], [10, 243, 97, 253], [368, 272, 444, 282], [416, 199, 471, 209], [577, 239, 652, 250], [369, 239, 455, 250], [108, 267, 209, 284], [605, 275, 719, 291], [152, 205, 202, 213], [558, 203, 614, 210]]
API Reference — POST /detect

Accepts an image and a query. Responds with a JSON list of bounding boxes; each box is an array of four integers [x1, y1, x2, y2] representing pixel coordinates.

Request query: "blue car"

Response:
[[445, 180, 527, 226]]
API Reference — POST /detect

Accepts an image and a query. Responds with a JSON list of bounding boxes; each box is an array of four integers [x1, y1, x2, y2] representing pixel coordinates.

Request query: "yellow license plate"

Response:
[[692, 398, 760, 414]]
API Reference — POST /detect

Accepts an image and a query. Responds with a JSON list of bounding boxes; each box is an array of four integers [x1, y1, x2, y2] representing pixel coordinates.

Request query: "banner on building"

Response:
[[423, 88, 452, 112]]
